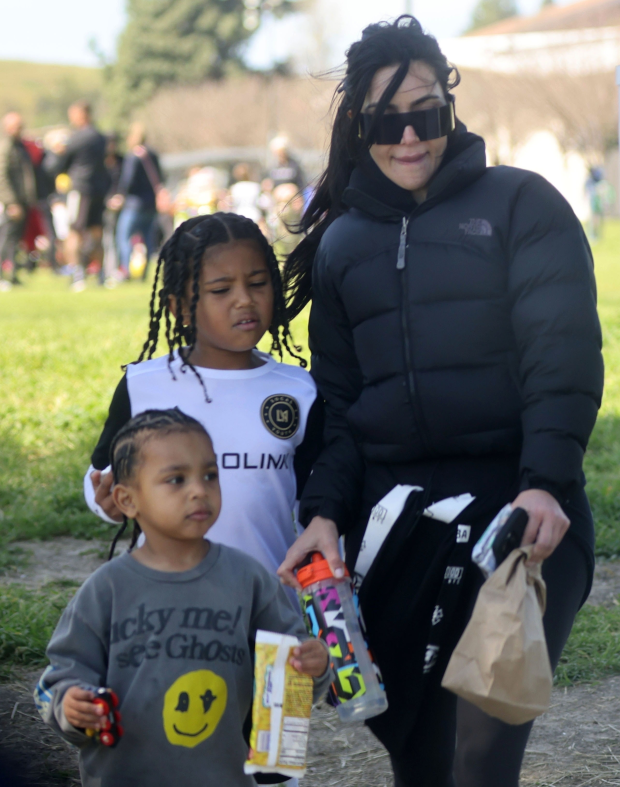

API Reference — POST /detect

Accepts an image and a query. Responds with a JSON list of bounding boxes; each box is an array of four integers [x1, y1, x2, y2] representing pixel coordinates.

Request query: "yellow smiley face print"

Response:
[[163, 670, 227, 748]]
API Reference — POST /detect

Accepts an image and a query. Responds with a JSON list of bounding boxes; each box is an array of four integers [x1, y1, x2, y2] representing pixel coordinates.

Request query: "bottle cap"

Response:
[[296, 552, 350, 588]]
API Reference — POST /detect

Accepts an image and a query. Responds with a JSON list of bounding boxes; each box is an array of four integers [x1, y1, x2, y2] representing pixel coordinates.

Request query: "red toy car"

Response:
[[86, 688, 123, 747]]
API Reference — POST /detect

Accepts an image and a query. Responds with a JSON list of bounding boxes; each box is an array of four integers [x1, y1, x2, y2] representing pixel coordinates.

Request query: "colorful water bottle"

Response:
[[297, 553, 388, 722]]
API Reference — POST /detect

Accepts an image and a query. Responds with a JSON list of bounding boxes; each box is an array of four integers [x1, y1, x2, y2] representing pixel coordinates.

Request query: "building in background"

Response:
[[442, 0, 620, 75], [442, 0, 620, 219]]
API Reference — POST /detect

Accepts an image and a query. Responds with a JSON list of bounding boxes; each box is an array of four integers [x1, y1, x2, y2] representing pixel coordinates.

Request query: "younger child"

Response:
[[85, 212, 322, 577], [36, 409, 329, 787]]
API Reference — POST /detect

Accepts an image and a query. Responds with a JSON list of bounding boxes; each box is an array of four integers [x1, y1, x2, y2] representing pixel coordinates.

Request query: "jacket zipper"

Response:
[[397, 218, 415, 400], [397, 216, 433, 454], [397, 216, 408, 270]]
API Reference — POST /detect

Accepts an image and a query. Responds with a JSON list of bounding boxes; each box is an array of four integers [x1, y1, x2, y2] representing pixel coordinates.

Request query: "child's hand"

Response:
[[289, 640, 329, 678], [91, 470, 123, 523], [63, 686, 105, 730]]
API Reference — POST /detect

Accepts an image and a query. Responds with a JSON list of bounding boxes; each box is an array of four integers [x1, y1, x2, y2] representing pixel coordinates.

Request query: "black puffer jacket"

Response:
[[299, 129, 604, 532]]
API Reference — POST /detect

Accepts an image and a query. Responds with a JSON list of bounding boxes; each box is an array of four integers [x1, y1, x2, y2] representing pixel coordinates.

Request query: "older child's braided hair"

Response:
[[133, 212, 305, 402], [108, 408, 210, 559]]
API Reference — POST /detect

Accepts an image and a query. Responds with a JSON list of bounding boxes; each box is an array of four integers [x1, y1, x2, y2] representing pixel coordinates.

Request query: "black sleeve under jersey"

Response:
[[91, 375, 132, 470], [293, 395, 324, 504]]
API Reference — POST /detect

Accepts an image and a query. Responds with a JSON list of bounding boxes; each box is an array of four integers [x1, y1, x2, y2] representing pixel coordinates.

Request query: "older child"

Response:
[[85, 212, 321, 577], [36, 409, 329, 787]]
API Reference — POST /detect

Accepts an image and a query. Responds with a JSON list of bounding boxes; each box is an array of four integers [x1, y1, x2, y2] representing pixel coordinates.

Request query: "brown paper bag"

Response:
[[441, 546, 552, 725]]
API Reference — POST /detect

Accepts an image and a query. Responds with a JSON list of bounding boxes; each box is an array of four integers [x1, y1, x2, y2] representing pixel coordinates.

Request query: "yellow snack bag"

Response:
[[244, 630, 313, 779]]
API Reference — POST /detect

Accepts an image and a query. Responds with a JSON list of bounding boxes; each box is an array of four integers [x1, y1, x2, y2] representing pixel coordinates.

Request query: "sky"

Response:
[[0, 0, 126, 66], [0, 0, 575, 69]]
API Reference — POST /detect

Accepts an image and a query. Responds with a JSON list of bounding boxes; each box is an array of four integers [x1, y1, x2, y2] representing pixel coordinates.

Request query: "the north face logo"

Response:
[[459, 218, 492, 236]]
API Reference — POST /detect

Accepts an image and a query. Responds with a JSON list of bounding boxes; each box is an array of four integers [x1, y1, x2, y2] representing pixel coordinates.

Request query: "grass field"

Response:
[[0, 223, 619, 680], [581, 221, 620, 557]]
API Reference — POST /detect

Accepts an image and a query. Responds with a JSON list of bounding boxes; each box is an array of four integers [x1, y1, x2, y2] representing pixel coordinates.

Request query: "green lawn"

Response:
[[0, 274, 153, 546], [0, 223, 619, 680]]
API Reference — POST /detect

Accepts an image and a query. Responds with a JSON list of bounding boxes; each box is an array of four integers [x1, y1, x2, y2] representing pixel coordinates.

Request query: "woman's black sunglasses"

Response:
[[360, 99, 455, 145]]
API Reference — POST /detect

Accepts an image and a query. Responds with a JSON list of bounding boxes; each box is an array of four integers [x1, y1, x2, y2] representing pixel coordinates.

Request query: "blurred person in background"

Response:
[[0, 112, 36, 289], [229, 161, 261, 222], [21, 133, 57, 272], [108, 122, 162, 280], [43, 128, 72, 269], [272, 181, 305, 260], [183, 166, 220, 216], [257, 176, 276, 236], [585, 166, 615, 242], [216, 186, 232, 212], [101, 133, 124, 286], [268, 135, 305, 191], [43, 130, 70, 264], [48, 100, 109, 291]]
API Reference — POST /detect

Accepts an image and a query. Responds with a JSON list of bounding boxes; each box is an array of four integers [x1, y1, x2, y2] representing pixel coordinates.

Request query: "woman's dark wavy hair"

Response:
[[133, 212, 305, 403], [108, 408, 210, 559], [283, 15, 460, 318]]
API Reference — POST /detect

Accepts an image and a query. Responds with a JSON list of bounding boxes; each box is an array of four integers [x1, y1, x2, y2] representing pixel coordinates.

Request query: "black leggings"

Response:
[[389, 529, 591, 787]]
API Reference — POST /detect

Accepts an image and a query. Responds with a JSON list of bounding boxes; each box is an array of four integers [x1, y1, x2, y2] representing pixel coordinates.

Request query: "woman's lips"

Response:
[[393, 151, 428, 165]]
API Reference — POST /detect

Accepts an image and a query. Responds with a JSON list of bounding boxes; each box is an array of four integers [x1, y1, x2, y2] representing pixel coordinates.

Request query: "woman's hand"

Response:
[[277, 516, 343, 590], [91, 469, 123, 523], [513, 488, 570, 565], [289, 639, 329, 677], [63, 687, 104, 730]]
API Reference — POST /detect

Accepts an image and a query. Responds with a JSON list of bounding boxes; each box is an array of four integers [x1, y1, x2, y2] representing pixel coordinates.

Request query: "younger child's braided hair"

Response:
[[133, 212, 306, 402], [107, 408, 210, 560]]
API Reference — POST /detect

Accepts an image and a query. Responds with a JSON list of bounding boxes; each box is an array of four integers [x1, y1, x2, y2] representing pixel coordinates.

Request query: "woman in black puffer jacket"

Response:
[[279, 16, 604, 787]]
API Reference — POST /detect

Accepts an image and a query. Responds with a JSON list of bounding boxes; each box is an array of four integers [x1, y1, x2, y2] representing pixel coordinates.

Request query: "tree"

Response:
[[467, 0, 518, 32], [540, 0, 555, 7], [105, 0, 300, 125]]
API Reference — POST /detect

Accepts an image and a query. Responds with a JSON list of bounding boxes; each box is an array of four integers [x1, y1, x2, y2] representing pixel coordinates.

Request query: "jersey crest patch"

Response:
[[261, 395, 300, 439]]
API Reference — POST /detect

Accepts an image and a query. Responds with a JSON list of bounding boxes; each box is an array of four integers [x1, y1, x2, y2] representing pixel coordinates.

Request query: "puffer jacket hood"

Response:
[[300, 128, 603, 534]]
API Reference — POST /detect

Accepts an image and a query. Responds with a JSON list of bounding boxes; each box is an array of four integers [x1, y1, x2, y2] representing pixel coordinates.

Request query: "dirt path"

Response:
[[2, 540, 620, 786], [0, 538, 113, 588]]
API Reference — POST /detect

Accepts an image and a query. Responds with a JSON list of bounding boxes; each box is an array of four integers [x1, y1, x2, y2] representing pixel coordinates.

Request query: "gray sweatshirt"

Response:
[[35, 544, 329, 787]]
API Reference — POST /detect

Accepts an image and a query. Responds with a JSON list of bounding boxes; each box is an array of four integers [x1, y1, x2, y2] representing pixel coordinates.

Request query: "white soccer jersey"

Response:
[[84, 351, 320, 576]]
